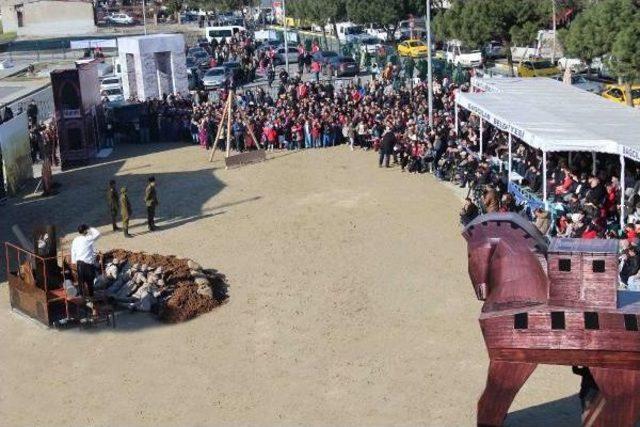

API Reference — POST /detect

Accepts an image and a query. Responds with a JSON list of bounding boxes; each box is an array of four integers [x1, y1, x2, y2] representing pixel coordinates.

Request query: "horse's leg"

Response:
[[477, 360, 537, 427], [589, 367, 640, 427]]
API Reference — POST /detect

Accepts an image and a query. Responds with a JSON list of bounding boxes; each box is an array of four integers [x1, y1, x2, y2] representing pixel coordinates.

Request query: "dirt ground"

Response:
[[0, 143, 581, 426]]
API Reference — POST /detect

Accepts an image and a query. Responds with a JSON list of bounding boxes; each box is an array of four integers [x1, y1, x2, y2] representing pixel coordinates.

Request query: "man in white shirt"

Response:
[[71, 224, 100, 298]]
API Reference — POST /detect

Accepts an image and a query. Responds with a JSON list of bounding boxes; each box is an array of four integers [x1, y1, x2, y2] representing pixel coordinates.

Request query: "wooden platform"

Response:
[[224, 150, 267, 169]]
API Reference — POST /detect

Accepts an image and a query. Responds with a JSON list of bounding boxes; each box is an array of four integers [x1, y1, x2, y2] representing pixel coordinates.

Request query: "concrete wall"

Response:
[[117, 34, 188, 101], [1, 0, 96, 37]]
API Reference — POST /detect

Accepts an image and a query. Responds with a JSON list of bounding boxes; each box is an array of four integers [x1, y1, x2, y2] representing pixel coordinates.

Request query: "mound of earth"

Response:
[[101, 250, 229, 323]]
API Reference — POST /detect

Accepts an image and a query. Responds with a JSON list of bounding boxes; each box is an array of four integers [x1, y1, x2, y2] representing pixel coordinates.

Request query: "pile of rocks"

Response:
[[96, 250, 228, 323]]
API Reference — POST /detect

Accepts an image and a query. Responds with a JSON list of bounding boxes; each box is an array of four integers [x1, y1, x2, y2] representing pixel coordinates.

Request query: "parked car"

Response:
[[102, 87, 124, 103], [517, 59, 559, 77], [395, 18, 426, 40], [188, 46, 209, 58], [312, 51, 340, 65], [202, 67, 228, 90], [100, 76, 121, 93], [602, 84, 640, 107], [189, 51, 210, 71], [274, 46, 299, 65], [483, 41, 506, 59], [591, 55, 615, 80], [365, 24, 390, 42], [107, 12, 134, 25], [324, 56, 359, 77], [333, 22, 366, 44], [257, 39, 281, 52], [221, 61, 243, 82], [359, 37, 383, 54], [551, 74, 604, 94], [397, 39, 428, 58], [445, 40, 482, 68]]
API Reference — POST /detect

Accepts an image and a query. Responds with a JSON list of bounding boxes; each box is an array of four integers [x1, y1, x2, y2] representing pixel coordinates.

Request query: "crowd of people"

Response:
[[187, 72, 640, 250], [105, 30, 640, 289]]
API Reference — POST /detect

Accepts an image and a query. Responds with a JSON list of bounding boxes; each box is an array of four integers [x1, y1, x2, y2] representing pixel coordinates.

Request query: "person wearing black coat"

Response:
[[379, 128, 395, 168], [460, 198, 480, 226], [620, 246, 640, 285]]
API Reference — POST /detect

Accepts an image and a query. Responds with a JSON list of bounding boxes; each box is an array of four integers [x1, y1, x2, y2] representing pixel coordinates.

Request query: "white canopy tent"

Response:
[[455, 77, 640, 228]]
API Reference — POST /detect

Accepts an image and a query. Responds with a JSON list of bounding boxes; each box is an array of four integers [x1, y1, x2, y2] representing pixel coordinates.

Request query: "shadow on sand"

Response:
[[506, 394, 581, 426], [1, 142, 261, 332]]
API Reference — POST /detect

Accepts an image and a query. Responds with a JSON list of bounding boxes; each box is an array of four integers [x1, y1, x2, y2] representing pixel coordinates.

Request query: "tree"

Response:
[[287, 0, 346, 48], [164, 0, 185, 24], [345, 0, 423, 41], [561, 0, 640, 106], [562, 0, 635, 64], [611, 19, 640, 106], [195, 0, 258, 26], [434, 0, 552, 76]]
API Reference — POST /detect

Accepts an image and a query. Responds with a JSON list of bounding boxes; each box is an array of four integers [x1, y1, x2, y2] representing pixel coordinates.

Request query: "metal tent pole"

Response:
[[621, 154, 626, 231], [425, 0, 433, 129], [479, 118, 483, 157], [454, 100, 459, 134], [283, 0, 289, 74], [543, 150, 548, 210], [508, 133, 512, 183]]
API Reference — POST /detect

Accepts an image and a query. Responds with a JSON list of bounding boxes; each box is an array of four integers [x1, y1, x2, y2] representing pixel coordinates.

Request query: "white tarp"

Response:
[[0, 114, 33, 195], [70, 39, 117, 50], [459, 77, 640, 161]]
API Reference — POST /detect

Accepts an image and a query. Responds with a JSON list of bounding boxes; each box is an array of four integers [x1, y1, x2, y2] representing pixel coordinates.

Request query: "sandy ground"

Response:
[[0, 143, 581, 426]]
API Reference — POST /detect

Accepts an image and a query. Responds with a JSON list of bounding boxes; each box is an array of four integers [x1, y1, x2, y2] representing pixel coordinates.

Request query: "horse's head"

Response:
[[462, 213, 550, 312]]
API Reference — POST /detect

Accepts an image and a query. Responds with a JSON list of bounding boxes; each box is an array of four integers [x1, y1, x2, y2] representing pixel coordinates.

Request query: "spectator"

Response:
[[460, 198, 480, 226], [534, 208, 551, 235]]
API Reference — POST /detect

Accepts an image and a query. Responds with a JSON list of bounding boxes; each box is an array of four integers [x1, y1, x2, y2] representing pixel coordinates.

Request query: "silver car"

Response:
[[552, 74, 603, 94], [274, 47, 299, 65], [202, 67, 228, 90]]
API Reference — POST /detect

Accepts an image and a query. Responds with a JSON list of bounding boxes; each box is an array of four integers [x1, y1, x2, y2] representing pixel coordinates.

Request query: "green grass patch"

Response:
[[0, 31, 17, 43]]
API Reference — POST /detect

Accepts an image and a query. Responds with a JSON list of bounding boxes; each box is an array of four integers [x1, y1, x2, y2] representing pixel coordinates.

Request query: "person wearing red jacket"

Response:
[[311, 60, 321, 82]]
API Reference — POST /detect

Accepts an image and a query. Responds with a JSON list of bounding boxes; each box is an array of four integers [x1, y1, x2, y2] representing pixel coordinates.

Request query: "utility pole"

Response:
[[142, 0, 148, 36], [551, 0, 556, 63], [425, 0, 433, 129], [283, 0, 289, 74]]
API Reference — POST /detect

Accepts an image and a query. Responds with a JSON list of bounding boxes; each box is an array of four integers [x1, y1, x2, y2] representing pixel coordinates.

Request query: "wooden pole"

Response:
[[241, 110, 262, 149], [225, 90, 234, 159], [208, 95, 230, 163]]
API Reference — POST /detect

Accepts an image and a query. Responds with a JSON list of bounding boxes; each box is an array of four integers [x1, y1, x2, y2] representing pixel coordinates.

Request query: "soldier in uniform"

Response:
[[144, 176, 158, 232], [120, 186, 132, 238], [107, 180, 119, 231]]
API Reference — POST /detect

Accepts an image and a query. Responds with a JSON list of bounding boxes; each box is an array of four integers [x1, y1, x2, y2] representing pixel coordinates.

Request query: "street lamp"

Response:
[[425, 0, 433, 129], [551, 0, 557, 63], [283, 0, 289, 73], [142, 0, 148, 36]]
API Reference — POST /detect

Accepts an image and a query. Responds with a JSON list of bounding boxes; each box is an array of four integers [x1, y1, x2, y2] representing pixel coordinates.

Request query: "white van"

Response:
[[445, 40, 483, 68], [333, 22, 365, 44], [205, 25, 245, 44]]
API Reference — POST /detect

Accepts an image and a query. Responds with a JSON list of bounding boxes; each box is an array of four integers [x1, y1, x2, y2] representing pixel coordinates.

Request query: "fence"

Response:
[[0, 40, 94, 62]]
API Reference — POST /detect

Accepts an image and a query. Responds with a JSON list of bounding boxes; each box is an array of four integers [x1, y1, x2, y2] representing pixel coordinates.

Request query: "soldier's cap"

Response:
[[120, 186, 127, 193]]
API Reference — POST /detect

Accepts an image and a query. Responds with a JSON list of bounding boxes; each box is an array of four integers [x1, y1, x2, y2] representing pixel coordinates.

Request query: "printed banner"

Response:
[[0, 114, 33, 195]]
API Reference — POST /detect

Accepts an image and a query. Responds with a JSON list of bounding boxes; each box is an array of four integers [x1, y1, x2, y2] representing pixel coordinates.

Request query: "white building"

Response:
[[117, 34, 189, 101], [1, 0, 96, 37]]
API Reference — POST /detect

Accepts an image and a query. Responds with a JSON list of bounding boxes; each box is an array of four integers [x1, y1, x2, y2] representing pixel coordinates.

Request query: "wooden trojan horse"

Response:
[[462, 212, 640, 427], [208, 90, 266, 168]]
